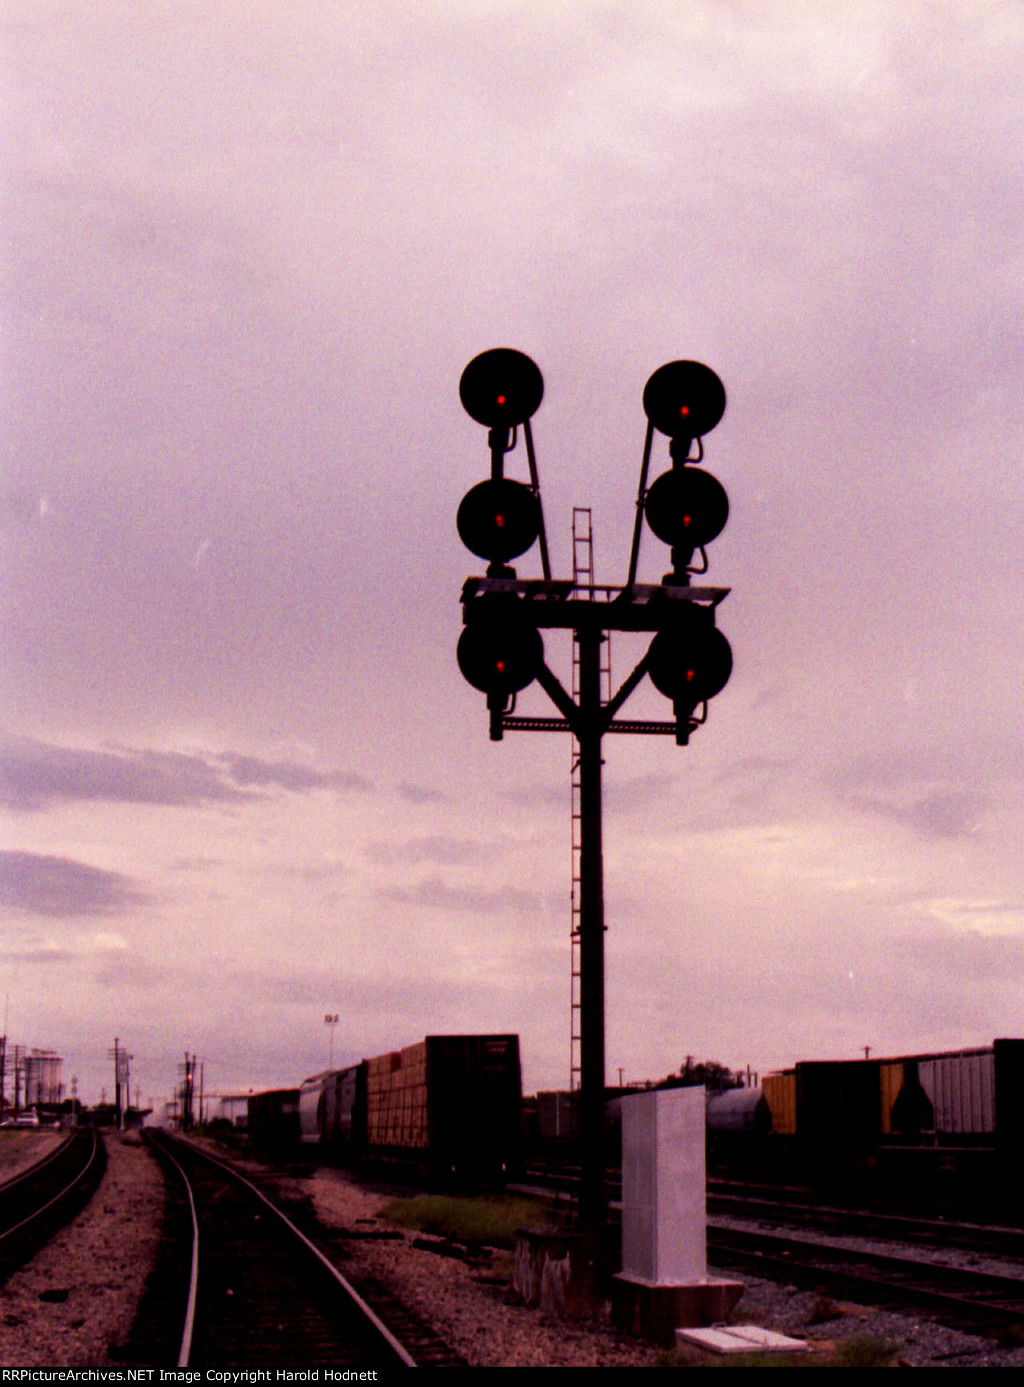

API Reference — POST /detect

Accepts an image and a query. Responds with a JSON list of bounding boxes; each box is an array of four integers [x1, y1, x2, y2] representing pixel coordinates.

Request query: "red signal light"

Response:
[[457, 479, 540, 563], [643, 361, 726, 439], [459, 349, 544, 427], [457, 617, 543, 697], [647, 610, 732, 709], [644, 468, 728, 549]]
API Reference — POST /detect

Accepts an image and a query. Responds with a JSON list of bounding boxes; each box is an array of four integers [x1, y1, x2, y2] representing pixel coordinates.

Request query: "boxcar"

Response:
[[247, 1087, 300, 1151], [299, 1034, 522, 1186]]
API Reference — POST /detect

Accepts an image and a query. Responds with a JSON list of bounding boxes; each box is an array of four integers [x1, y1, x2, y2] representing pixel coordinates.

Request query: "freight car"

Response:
[[300, 1062, 366, 1156], [297, 1034, 522, 1187], [705, 1086, 771, 1135], [757, 1038, 1024, 1204], [247, 1087, 300, 1152]]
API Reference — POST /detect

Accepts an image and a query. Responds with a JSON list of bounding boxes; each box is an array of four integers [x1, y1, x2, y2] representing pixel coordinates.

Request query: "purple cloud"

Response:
[[0, 851, 148, 917], [0, 736, 372, 811]]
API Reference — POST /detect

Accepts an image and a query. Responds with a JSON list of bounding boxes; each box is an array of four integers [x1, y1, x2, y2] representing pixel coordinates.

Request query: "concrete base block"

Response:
[[514, 1226, 604, 1318], [611, 1273, 745, 1346]]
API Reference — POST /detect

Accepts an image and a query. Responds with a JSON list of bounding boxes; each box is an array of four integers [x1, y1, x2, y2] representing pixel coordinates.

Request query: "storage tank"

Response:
[[24, 1051, 63, 1107]]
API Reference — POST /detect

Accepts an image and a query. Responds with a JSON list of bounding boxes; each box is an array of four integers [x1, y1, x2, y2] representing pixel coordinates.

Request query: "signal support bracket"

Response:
[[461, 576, 729, 632]]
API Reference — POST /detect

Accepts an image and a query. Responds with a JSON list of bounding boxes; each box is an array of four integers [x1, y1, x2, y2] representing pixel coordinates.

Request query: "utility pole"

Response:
[[454, 350, 734, 1227], [0, 994, 7, 1117]]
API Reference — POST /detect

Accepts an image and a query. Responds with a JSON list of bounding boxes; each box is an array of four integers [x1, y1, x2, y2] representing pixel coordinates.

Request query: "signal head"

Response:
[[644, 467, 729, 550], [647, 606, 733, 708], [643, 361, 726, 440], [459, 348, 544, 428], [457, 617, 544, 697], [457, 478, 541, 564]]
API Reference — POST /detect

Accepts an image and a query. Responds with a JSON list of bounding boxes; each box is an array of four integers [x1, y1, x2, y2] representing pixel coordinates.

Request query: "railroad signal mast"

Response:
[[455, 349, 733, 1227], [177, 1053, 197, 1132]]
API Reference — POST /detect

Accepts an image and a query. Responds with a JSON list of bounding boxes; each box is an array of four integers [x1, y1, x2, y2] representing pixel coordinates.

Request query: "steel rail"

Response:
[[153, 1131, 417, 1368], [0, 1127, 100, 1246], [707, 1223, 1024, 1329], [707, 1189, 1024, 1260], [0, 1131, 75, 1193], [148, 1135, 200, 1367]]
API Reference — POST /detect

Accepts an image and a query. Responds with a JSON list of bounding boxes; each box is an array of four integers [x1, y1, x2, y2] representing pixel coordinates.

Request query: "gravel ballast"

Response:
[[0, 1131, 165, 1367], [298, 1166, 1024, 1368], [5, 1136, 1024, 1366]]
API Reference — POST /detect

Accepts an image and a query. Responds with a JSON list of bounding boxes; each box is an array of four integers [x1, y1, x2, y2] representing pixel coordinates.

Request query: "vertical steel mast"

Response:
[[574, 622, 607, 1222]]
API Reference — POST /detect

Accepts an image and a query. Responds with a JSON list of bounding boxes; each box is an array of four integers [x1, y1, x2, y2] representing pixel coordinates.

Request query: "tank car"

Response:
[[705, 1086, 771, 1135]]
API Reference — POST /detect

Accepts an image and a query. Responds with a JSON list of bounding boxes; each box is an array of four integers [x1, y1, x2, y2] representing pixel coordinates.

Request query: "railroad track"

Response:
[[0, 1127, 105, 1284], [707, 1222, 1024, 1335], [137, 1131, 450, 1368], [519, 1161, 1024, 1334], [514, 1160, 622, 1205], [707, 1173, 1024, 1228], [708, 1187, 1024, 1262], [523, 1163, 1024, 1260]]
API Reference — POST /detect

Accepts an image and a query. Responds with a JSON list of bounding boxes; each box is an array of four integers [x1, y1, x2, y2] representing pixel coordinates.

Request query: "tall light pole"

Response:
[[324, 1013, 339, 1069], [455, 350, 733, 1227]]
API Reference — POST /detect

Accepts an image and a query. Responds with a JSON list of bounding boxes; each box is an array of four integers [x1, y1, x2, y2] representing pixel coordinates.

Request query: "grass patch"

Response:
[[380, 1193, 549, 1248], [829, 1335, 898, 1368]]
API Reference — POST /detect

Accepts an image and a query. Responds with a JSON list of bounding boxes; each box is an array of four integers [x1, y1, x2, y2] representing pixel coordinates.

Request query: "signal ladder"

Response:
[[569, 508, 611, 1092]]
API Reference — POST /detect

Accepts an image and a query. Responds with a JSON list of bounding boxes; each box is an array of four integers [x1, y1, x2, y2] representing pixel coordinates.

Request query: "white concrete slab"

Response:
[[677, 1325, 809, 1355]]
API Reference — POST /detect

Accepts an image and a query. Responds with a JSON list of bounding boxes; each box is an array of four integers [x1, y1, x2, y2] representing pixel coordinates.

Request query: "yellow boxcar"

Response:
[[762, 1070, 797, 1135]]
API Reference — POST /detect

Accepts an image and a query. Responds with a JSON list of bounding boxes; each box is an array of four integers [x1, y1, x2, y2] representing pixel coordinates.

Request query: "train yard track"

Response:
[[708, 1183, 1024, 1261], [708, 1171, 1024, 1228], [0, 1128, 105, 1285], [136, 1132, 450, 1368], [519, 1159, 1024, 1337], [708, 1223, 1024, 1335]]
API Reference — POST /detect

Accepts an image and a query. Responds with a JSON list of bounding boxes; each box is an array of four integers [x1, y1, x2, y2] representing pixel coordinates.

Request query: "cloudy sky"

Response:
[[3, 1, 1023, 1107]]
